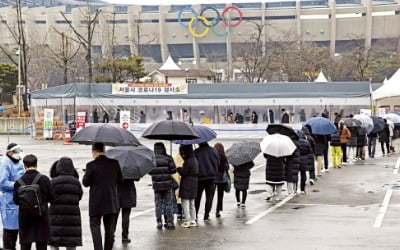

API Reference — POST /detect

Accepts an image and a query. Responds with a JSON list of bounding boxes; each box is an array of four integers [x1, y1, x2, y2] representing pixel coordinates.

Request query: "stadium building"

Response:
[[0, 0, 399, 77]]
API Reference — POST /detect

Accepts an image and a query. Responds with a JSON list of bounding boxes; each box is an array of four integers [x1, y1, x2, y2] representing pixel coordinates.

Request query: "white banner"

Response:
[[43, 108, 54, 138], [378, 108, 386, 117], [120, 111, 131, 130], [112, 83, 188, 95]]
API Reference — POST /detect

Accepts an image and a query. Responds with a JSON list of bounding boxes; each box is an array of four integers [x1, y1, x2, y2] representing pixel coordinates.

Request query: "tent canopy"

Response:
[[314, 71, 328, 82], [372, 68, 400, 100]]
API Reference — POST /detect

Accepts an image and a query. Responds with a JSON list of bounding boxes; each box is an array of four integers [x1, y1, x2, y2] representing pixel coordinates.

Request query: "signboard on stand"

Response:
[[76, 110, 86, 132], [43, 108, 54, 139], [120, 111, 130, 130], [378, 107, 386, 117]]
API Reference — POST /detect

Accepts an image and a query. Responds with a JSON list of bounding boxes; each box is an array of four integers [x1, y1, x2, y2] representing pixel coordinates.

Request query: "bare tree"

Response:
[[129, 12, 157, 57], [0, 0, 30, 111], [48, 30, 81, 84], [234, 21, 270, 83], [60, 3, 101, 83]]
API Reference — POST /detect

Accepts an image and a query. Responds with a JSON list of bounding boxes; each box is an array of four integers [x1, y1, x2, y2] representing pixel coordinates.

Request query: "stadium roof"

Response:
[[0, 0, 107, 8]]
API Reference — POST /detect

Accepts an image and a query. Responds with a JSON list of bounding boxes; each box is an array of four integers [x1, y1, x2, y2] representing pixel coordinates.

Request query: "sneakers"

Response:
[[203, 215, 209, 221], [309, 179, 314, 185], [237, 202, 241, 208], [181, 221, 191, 228], [189, 221, 198, 227], [299, 191, 306, 194], [156, 222, 163, 229], [216, 212, 221, 218], [240, 203, 246, 208], [165, 223, 175, 230]]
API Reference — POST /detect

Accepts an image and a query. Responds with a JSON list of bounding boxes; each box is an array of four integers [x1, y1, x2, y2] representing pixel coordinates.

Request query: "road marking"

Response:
[[373, 189, 393, 228], [131, 208, 154, 218], [393, 157, 400, 175], [245, 194, 295, 225]]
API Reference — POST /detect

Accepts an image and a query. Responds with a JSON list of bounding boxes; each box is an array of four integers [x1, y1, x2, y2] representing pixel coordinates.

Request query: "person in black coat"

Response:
[[285, 140, 300, 195], [379, 120, 390, 155], [177, 145, 199, 228], [298, 135, 312, 193], [302, 126, 316, 184], [194, 142, 219, 221], [264, 154, 286, 201], [49, 157, 83, 250], [368, 131, 378, 158], [93, 109, 99, 123], [313, 135, 328, 175], [281, 109, 289, 123], [117, 179, 136, 244], [356, 127, 367, 160], [233, 161, 254, 208], [149, 142, 177, 229], [13, 154, 54, 250], [213, 143, 229, 217], [82, 143, 122, 250]]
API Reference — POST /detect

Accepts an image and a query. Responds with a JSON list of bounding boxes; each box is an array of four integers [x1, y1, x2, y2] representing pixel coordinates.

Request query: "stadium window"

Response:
[[200, 4, 225, 10], [114, 6, 128, 13], [169, 5, 191, 13], [106, 19, 128, 24], [336, 0, 361, 4], [56, 20, 71, 24], [301, 0, 328, 8], [141, 5, 159, 12], [137, 19, 159, 23], [35, 20, 46, 24], [233, 2, 262, 9], [266, 1, 296, 9], [92, 45, 102, 54], [265, 15, 296, 20], [80, 20, 99, 24]]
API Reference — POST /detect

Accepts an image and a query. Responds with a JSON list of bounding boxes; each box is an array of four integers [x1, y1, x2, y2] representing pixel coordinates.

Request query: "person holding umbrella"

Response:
[[213, 143, 229, 217], [379, 119, 391, 155], [149, 142, 177, 229], [302, 126, 317, 185], [177, 145, 199, 228], [233, 161, 254, 208], [264, 154, 286, 201], [297, 131, 313, 193], [82, 142, 122, 250], [194, 142, 219, 221]]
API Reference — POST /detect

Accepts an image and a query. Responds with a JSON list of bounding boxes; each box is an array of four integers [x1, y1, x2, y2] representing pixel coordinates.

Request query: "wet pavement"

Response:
[[1, 135, 400, 249]]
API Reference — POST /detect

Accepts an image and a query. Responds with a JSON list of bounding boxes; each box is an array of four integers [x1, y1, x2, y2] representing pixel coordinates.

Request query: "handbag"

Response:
[[224, 171, 232, 193]]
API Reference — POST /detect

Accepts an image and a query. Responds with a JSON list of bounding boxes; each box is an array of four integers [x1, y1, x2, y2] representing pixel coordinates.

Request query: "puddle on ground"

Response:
[[391, 185, 400, 190], [367, 190, 374, 193], [312, 190, 320, 192], [291, 206, 305, 210]]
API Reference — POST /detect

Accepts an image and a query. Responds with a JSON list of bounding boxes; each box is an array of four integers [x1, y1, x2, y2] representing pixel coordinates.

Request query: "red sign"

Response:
[[76, 110, 86, 130], [122, 122, 129, 129]]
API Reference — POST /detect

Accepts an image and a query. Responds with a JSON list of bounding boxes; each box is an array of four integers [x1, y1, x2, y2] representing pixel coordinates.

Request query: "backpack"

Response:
[[17, 174, 44, 217]]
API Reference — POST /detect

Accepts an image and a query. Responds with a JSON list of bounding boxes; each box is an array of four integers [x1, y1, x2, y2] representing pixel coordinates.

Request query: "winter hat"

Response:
[[92, 142, 105, 152], [7, 143, 22, 152]]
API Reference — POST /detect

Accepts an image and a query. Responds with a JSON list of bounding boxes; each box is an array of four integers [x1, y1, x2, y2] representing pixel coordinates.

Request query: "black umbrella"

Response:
[[71, 124, 141, 146], [106, 146, 156, 180], [370, 116, 385, 133], [342, 118, 362, 128], [142, 120, 199, 140], [266, 124, 299, 140], [226, 141, 261, 166]]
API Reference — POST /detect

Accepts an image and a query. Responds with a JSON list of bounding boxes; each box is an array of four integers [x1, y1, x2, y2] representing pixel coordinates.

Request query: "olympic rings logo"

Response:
[[177, 6, 243, 38]]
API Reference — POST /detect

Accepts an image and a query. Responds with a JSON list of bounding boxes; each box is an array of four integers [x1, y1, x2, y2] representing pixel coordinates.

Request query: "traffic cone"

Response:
[[64, 127, 72, 145]]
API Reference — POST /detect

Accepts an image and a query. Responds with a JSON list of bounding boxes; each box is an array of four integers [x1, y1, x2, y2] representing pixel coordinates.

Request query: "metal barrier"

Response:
[[0, 118, 32, 135]]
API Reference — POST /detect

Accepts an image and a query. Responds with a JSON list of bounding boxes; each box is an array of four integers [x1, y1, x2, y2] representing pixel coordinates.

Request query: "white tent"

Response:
[[372, 68, 400, 100], [383, 77, 388, 84], [159, 55, 181, 70], [314, 71, 328, 82]]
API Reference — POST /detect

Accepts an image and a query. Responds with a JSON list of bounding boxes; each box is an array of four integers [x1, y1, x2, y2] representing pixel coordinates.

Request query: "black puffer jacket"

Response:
[[298, 138, 312, 171], [285, 141, 300, 182], [149, 143, 177, 191], [348, 127, 359, 147], [194, 143, 219, 182], [178, 145, 199, 199], [314, 135, 328, 156], [233, 161, 254, 191], [379, 124, 390, 143], [264, 154, 286, 185], [303, 127, 316, 171], [330, 131, 341, 147], [49, 157, 83, 247]]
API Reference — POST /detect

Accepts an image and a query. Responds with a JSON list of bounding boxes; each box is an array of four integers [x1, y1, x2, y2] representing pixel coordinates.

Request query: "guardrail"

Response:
[[0, 117, 32, 135]]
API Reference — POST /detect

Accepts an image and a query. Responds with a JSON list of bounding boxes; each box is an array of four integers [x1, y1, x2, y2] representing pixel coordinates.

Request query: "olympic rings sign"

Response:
[[177, 6, 243, 38]]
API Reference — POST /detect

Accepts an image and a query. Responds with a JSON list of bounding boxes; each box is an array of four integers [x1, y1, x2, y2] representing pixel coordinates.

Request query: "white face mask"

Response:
[[11, 152, 24, 161]]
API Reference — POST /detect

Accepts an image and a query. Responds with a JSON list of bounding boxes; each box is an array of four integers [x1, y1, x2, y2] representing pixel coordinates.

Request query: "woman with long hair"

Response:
[[213, 143, 229, 217]]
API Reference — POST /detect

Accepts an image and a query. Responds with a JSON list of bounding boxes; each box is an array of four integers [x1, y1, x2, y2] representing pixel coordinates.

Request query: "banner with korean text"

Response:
[[112, 83, 188, 95]]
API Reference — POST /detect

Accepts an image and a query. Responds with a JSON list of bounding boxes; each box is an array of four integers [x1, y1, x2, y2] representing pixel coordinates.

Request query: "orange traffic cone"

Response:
[[64, 127, 72, 145]]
